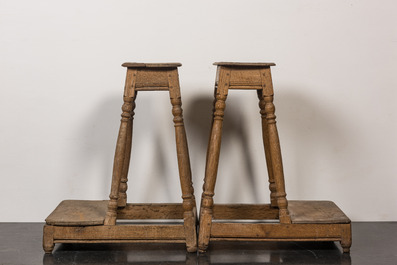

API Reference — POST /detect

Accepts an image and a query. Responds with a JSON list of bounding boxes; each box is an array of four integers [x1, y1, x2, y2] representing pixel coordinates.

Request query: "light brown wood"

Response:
[[117, 203, 184, 219], [288, 201, 350, 224], [45, 200, 108, 226], [122, 62, 182, 68], [210, 223, 350, 240], [199, 67, 231, 251], [167, 68, 198, 251], [259, 67, 290, 223], [51, 224, 185, 240], [212, 204, 279, 220], [43, 62, 197, 253], [257, 89, 277, 207], [198, 62, 351, 254], [213, 62, 276, 67]]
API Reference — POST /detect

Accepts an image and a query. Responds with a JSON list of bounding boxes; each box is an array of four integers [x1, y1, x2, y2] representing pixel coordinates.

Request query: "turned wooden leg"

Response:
[[199, 92, 228, 252], [168, 70, 197, 252], [199, 69, 230, 252], [262, 93, 291, 223], [105, 68, 137, 225], [258, 68, 291, 223], [341, 223, 352, 253], [257, 89, 278, 208], [105, 96, 136, 225], [43, 225, 55, 254], [118, 92, 136, 207]]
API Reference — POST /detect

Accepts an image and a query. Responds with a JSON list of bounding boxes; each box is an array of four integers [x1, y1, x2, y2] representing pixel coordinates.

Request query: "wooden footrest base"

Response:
[[203, 200, 351, 253], [44, 200, 197, 253]]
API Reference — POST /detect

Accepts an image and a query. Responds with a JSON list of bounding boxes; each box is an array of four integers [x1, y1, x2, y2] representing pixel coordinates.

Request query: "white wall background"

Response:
[[1, 0, 396, 222]]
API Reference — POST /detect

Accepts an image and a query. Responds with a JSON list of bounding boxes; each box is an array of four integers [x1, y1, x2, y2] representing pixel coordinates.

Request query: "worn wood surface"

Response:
[[198, 62, 351, 253], [51, 224, 185, 240], [44, 62, 197, 253], [122, 62, 182, 68], [212, 204, 278, 220], [199, 67, 231, 252], [210, 223, 350, 239], [117, 203, 184, 219], [45, 200, 108, 226], [289, 201, 350, 224], [213, 62, 275, 67]]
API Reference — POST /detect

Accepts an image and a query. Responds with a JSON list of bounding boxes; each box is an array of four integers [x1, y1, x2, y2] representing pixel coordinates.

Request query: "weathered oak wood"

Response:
[[212, 204, 279, 220], [257, 89, 277, 207], [288, 201, 350, 224], [117, 203, 184, 219], [213, 62, 276, 67], [43, 225, 54, 254], [260, 67, 290, 224], [167, 68, 198, 251], [44, 62, 197, 253], [199, 67, 231, 252], [122, 62, 182, 68], [45, 200, 108, 226], [210, 223, 350, 240], [198, 62, 351, 253], [52, 224, 185, 240]]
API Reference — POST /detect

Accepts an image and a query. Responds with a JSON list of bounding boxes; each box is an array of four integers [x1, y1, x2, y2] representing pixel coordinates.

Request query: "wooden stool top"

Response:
[[214, 62, 275, 67], [122, 62, 182, 68]]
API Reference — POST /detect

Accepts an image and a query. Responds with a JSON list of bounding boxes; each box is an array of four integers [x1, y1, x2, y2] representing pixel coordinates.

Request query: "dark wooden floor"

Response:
[[0, 222, 396, 264]]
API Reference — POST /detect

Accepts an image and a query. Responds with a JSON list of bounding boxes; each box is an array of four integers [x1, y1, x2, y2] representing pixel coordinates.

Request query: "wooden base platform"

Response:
[[204, 200, 351, 253], [43, 200, 196, 253]]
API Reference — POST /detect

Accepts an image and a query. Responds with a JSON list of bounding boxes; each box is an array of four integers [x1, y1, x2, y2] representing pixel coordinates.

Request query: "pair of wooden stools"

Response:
[[43, 62, 351, 254]]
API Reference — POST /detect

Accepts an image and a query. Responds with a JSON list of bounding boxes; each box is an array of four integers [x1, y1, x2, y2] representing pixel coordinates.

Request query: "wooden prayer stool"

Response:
[[198, 62, 352, 253], [43, 63, 197, 253]]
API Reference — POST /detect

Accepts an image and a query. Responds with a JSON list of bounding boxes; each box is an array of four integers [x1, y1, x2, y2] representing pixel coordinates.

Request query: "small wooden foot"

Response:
[[342, 246, 351, 253], [341, 223, 352, 253], [43, 225, 54, 254], [184, 208, 198, 252], [198, 205, 212, 253]]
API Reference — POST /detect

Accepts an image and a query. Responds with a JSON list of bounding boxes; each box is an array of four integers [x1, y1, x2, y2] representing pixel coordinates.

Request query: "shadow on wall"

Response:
[[274, 88, 351, 200], [63, 92, 180, 202], [184, 94, 259, 203], [62, 87, 352, 205], [184, 88, 352, 204]]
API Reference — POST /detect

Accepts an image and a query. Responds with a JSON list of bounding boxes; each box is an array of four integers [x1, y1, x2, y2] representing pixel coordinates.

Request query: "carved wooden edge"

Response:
[[122, 62, 182, 68], [213, 62, 275, 67]]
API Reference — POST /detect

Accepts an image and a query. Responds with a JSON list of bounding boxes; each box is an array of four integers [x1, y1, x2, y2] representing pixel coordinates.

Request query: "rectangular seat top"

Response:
[[213, 62, 276, 67], [122, 62, 182, 68]]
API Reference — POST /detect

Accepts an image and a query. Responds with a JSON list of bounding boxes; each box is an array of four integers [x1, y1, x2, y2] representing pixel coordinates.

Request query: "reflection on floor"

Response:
[[0, 223, 396, 265], [43, 241, 350, 265]]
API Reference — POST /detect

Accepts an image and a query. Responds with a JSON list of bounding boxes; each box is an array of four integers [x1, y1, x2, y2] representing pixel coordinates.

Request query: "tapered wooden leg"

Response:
[[204, 89, 217, 179], [105, 96, 136, 225], [118, 92, 136, 207], [262, 93, 291, 223], [168, 70, 197, 252], [199, 92, 228, 252], [257, 89, 278, 208], [199, 69, 230, 252], [43, 225, 54, 254]]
